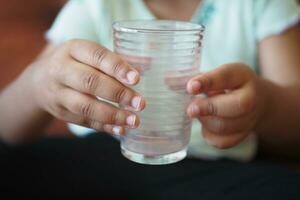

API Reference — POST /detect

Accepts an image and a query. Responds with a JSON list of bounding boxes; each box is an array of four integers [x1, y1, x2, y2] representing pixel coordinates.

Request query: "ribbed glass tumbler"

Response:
[[113, 20, 204, 165]]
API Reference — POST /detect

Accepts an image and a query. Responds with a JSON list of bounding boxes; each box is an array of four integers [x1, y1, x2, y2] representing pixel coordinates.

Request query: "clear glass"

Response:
[[113, 20, 205, 165]]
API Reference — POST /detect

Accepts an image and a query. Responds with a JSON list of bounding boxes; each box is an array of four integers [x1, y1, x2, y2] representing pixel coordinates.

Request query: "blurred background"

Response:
[[0, 0, 70, 136]]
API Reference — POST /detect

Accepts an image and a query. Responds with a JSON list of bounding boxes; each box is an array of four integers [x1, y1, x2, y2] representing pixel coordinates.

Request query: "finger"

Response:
[[202, 127, 250, 149], [53, 107, 106, 132], [206, 90, 225, 97], [59, 60, 145, 111], [165, 70, 201, 91], [198, 114, 256, 135], [52, 104, 126, 135], [51, 105, 86, 125], [66, 39, 140, 85], [187, 63, 253, 95], [58, 88, 140, 128], [187, 85, 256, 117], [165, 72, 196, 91], [103, 124, 125, 136]]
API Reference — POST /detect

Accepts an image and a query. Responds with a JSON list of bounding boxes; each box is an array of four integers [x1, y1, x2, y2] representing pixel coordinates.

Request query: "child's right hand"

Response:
[[27, 39, 146, 135]]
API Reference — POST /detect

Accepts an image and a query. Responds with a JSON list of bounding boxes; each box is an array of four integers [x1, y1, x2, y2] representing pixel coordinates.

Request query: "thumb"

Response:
[[187, 63, 253, 95]]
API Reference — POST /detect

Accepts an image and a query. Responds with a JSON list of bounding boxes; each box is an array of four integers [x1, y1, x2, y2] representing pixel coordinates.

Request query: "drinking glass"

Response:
[[113, 20, 204, 165]]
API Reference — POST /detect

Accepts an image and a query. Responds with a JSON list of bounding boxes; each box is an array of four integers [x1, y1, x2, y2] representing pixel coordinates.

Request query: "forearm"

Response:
[[0, 69, 53, 144], [256, 78, 300, 140]]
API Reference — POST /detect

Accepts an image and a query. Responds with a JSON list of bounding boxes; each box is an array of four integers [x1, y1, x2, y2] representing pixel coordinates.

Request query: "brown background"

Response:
[[0, 0, 69, 136]]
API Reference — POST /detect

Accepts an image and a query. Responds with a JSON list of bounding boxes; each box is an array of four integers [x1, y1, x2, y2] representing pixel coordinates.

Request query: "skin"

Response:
[[0, 41, 146, 143], [0, 0, 300, 156], [185, 22, 300, 150]]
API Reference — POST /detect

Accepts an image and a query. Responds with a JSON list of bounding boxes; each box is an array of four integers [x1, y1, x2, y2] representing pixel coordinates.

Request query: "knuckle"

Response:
[[82, 72, 100, 93], [49, 60, 63, 79], [78, 101, 94, 118], [46, 79, 60, 99], [91, 47, 108, 67], [48, 59, 69, 84], [52, 105, 66, 119], [201, 74, 212, 90], [89, 120, 103, 131], [75, 118, 88, 126], [114, 86, 129, 103], [109, 110, 124, 125], [112, 60, 124, 75], [64, 40, 73, 48], [65, 39, 80, 48], [63, 39, 78, 53], [207, 100, 217, 116], [56, 106, 67, 118]]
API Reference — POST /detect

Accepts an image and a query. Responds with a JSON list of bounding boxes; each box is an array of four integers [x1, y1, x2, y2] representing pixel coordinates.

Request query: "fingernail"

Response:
[[191, 104, 200, 115], [191, 81, 201, 92], [126, 71, 138, 84], [126, 115, 137, 126], [131, 96, 142, 110], [112, 126, 122, 135]]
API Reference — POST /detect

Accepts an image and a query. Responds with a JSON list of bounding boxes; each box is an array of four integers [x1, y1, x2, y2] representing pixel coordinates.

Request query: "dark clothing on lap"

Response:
[[0, 133, 299, 199]]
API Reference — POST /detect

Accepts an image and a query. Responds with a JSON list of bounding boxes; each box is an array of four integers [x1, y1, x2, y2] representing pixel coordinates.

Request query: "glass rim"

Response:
[[113, 20, 205, 34]]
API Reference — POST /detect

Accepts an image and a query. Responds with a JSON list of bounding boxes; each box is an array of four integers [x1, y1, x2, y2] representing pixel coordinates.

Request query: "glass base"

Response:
[[121, 147, 187, 165]]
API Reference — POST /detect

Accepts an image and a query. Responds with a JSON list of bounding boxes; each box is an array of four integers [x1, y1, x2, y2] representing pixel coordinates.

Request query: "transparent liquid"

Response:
[[121, 60, 199, 164], [114, 20, 204, 164]]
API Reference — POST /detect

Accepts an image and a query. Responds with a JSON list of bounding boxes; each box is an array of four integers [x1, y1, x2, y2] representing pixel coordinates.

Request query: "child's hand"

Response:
[[186, 63, 267, 149], [28, 39, 146, 135]]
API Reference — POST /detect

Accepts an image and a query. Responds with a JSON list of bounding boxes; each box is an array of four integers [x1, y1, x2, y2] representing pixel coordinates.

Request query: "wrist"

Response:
[[17, 64, 52, 118], [0, 66, 53, 143], [254, 77, 279, 133]]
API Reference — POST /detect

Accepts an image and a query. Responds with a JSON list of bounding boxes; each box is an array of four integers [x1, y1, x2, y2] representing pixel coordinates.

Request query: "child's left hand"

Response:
[[187, 63, 267, 149]]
